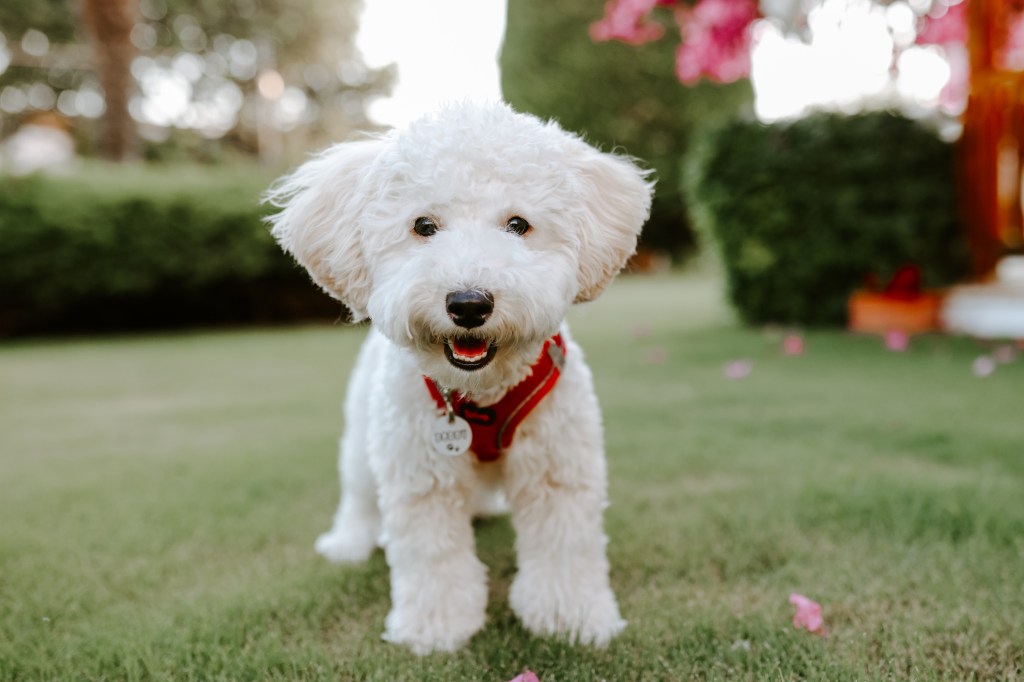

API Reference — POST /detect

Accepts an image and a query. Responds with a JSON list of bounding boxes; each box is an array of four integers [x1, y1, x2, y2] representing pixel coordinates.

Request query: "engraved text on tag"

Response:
[[429, 415, 472, 457]]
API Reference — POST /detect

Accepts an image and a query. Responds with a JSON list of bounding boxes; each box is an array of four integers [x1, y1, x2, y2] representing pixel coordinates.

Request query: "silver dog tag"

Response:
[[429, 414, 472, 457]]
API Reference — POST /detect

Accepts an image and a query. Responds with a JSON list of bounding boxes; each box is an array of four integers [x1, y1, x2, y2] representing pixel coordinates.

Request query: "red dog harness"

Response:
[[424, 334, 567, 462]]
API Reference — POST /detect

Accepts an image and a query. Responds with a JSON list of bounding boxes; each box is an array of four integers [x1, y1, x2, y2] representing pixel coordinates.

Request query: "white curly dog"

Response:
[[266, 102, 653, 655]]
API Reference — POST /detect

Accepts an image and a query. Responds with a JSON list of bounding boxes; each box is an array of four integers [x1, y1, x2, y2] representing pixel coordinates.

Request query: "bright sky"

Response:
[[355, 0, 954, 129], [751, 0, 953, 121], [356, 0, 507, 128]]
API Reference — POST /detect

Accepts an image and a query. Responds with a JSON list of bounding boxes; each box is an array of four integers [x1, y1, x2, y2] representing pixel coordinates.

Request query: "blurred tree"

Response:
[[144, 0, 393, 156], [0, 1, 75, 41], [81, 0, 138, 160], [501, 0, 752, 260], [0, 0, 391, 162]]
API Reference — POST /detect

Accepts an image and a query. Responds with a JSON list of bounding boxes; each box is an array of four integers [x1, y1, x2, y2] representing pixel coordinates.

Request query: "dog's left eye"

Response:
[[506, 216, 531, 236], [413, 217, 438, 237]]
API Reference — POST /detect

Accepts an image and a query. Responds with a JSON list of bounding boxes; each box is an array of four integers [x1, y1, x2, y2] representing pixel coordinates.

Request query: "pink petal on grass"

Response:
[[972, 355, 996, 378], [783, 333, 804, 356], [647, 346, 668, 364], [723, 359, 752, 379], [508, 672, 540, 682], [884, 329, 909, 352], [632, 323, 653, 340], [789, 593, 827, 636], [993, 345, 1018, 364]]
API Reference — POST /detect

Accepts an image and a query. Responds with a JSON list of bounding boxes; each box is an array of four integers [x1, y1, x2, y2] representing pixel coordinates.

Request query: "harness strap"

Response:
[[423, 334, 566, 462]]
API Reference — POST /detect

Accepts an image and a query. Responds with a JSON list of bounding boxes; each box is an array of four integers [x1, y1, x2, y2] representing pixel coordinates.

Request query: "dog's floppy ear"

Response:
[[264, 139, 384, 321], [571, 145, 655, 303]]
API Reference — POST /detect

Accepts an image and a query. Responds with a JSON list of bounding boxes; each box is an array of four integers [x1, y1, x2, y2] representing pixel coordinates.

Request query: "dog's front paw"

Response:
[[381, 551, 488, 655], [509, 572, 626, 647], [382, 594, 486, 655]]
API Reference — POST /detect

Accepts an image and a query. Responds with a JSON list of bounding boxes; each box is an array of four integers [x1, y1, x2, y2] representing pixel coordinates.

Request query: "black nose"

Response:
[[446, 290, 494, 329]]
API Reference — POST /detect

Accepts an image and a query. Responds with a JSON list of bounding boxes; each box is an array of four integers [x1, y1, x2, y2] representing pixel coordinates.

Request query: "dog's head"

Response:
[[266, 103, 654, 391]]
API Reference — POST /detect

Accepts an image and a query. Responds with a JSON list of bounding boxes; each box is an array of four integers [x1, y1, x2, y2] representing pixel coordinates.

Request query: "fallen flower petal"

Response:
[[783, 333, 804, 356], [631, 322, 652, 340], [789, 592, 827, 636], [508, 671, 540, 682], [972, 355, 996, 378], [724, 359, 752, 379], [992, 345, 1017, 364], [884, 329, 909, 352], [647, 347, 668, 365]]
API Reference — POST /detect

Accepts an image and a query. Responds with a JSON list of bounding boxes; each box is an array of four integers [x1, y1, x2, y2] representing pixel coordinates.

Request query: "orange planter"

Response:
[[847, 291, 945, 334]]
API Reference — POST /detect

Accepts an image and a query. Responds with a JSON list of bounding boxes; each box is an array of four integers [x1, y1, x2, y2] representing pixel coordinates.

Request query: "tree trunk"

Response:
[[81, 0, 138, 161]]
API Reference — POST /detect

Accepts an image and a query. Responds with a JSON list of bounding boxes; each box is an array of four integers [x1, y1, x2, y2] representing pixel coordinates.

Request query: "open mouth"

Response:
[[444, 337, 497, 371]]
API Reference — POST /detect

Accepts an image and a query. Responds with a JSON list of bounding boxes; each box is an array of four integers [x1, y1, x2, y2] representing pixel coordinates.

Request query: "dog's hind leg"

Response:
[[315, 338, 382, 564], [314, 428, 380, 563], [470, 462, 510, 517]]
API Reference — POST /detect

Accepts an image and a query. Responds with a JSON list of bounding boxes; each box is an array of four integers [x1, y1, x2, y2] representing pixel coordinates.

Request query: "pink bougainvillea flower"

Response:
[[916, 2, 968, 46], [916, 2, 969, 112], [789, 593, 827, 636], [674, 0, 758, 84], [884, 329, 909, 352], [590, 0, 666, 45], [938, 41, 969, 112], [508, 671, 540, 682], [783, 333, 804, 356]]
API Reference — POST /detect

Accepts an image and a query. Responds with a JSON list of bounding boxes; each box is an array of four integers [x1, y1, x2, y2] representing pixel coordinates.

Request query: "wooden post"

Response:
[[959, 0, 1024, 277]]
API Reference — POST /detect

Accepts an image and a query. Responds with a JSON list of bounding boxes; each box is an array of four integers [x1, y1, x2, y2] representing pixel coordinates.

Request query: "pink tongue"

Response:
[[451, 338, 488, 359]]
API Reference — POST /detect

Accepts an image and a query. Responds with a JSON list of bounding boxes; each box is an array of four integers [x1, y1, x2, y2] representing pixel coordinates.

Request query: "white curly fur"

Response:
[[265, 102, 654, 654]]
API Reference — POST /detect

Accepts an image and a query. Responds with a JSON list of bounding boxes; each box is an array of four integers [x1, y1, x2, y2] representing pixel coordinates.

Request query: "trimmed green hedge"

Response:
[[690, 112, 969, 326], [0, 164, 341, 336]]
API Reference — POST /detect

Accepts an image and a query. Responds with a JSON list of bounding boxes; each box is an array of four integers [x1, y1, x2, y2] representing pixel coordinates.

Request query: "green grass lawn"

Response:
[[1, 272, 1022, 681]]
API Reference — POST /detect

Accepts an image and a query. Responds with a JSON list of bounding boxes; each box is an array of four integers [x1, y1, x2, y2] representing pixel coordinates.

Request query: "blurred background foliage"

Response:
[[690, 111, 968, 326], [0, 0, 76, 42], [502, 0, 752, 261], [0, 0, 389, 335], [0, 165, 342, 336], [0, 0, 970, 335], [0, 0, 392, 162]]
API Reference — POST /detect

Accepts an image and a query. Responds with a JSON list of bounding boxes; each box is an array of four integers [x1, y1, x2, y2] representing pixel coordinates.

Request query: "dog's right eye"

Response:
[[506, 216, 531, 236], [413, 217, 438, 237]]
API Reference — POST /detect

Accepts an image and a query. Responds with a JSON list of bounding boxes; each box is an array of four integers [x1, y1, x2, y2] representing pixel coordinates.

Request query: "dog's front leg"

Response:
[[505, 436, 625, 647], [375, 460, 488, 655]]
